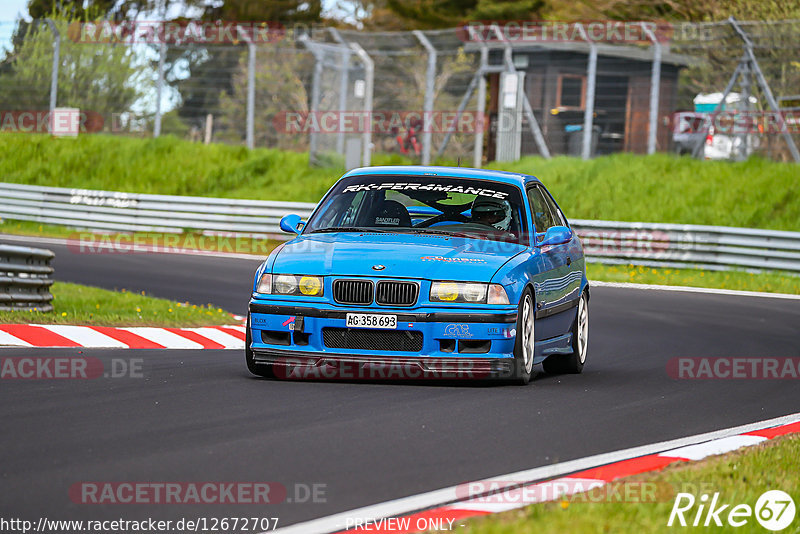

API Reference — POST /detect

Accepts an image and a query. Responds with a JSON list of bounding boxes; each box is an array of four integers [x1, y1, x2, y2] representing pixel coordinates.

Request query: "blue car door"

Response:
[[540, 185, 583, 305], [525, 185, 581, 339]]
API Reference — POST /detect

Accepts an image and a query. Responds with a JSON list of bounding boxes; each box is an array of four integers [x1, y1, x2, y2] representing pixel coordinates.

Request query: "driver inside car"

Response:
[[471, 197, 509, 229]]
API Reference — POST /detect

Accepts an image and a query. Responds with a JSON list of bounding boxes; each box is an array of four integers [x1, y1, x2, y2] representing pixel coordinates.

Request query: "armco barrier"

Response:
[[571, 219, 800, 273], [1, 182, 799, 274], [0, 182, 317, 235], [0, 244, 55, 312]]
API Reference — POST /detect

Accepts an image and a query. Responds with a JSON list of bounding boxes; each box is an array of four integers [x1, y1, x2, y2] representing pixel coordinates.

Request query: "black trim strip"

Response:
[[535, 298, 579, 320], [248, 302, 516, 323]]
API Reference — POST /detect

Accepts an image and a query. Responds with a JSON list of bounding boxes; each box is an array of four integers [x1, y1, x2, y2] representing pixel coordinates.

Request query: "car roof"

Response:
[[341, 165, 540, 187]]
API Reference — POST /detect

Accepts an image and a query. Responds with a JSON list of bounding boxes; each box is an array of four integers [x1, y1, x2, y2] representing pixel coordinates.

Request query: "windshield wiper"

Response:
[[403, 228, 489, 240], [309, 227, 387, 234]]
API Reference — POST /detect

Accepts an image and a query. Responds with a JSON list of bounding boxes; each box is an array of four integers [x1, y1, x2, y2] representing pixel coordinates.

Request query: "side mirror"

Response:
[[279, 214, 305, 234], [537, 225, 572, 247]]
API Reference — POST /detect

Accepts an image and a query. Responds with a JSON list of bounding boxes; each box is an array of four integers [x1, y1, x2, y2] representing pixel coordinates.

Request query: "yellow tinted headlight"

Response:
[[299, 276, 323, 296], [433, 282, 459, 302]]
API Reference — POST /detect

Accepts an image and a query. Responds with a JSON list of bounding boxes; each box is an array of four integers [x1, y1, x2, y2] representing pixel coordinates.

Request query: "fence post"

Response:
[[153, 40, 165, 138], [238, 25, 256, 149], [309, 55, 322, 163], [473, 45, 488, 168], [575, 24, 597, 160], [329, 28, 351, 156], [43, 19, 60, 117], [491, 24, 551, 159], [350, 42, 374, 167], [641, 23, 661, 155], [413, 31, 437, 166]]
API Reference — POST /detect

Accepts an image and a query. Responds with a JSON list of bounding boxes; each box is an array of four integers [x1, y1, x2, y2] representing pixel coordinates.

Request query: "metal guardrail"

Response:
[[0, 182, 317, 236], [572, 219, 800, 273], [1, 182, 799, 274], [0, 244, 55, 312]]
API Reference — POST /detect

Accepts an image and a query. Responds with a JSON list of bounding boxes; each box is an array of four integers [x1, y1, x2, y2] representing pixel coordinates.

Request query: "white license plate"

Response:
[[346, 313, 397, 329]]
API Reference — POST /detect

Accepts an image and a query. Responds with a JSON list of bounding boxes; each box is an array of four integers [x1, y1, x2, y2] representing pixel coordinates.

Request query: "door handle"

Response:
[[566, 257, 572, 266]]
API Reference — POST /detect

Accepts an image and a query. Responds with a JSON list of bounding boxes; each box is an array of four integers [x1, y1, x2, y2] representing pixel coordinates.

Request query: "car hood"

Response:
[[271, 232, 526, 281]]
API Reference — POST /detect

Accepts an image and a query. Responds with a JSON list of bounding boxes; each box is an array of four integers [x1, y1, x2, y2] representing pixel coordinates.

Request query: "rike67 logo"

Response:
[[668, 490, 796, 531]]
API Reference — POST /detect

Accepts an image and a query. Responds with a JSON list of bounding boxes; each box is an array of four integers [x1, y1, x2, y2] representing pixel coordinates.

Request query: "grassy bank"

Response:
[[489, 154, 800, 231], [1, 133, 798, 231], [0, 282, 234, 327], [461, 433, 800, 533]]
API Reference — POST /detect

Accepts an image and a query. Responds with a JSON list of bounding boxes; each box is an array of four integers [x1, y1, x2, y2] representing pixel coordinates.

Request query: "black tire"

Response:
[[245, 313, 275, 378], [511, 287, 535, 385], [542, 291, 588, 375]]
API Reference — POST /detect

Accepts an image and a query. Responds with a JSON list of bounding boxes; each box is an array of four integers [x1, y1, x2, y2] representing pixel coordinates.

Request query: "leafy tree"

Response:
[[384, 0, 545, 29], [216, 46, 312, 149], [0, 17, 146, 121], [7, 1, 154, 54], [170, 0, 322, 129]]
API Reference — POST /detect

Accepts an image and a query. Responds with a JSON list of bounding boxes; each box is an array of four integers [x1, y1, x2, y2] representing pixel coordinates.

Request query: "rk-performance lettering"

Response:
[[342, 182, 509, 199]]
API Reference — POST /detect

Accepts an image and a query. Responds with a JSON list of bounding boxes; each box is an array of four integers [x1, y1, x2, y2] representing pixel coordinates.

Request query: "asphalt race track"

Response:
[[1, 238, 800, 528]]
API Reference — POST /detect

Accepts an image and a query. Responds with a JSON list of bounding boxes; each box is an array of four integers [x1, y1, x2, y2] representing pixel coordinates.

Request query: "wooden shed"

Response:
[[478, 41, 691, 159]]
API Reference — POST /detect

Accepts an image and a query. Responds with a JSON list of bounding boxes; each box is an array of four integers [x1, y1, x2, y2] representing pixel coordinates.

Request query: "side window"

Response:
[[540, 187, 567, 227], [526, 187, 556, 237], [312, 191, 364, 230]]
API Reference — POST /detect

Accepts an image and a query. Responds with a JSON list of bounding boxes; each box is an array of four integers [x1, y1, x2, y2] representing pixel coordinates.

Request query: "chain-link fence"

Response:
[[1, 19, 798, 165]]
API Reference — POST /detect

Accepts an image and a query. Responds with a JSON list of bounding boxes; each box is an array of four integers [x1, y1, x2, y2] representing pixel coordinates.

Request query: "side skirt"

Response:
[[532, 332, 573, 364]]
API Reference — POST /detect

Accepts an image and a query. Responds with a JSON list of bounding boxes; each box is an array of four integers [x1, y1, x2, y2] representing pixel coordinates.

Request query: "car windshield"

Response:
[[305, 175, 527, 243]]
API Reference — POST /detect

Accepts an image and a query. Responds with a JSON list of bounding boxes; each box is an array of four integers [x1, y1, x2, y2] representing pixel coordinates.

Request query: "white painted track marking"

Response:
[[39, 325, 129, 348], [191, 327, 245, 349], [121, 328, 205, 349], [591, 280, 800, 300], [0, 330, 32, 347]]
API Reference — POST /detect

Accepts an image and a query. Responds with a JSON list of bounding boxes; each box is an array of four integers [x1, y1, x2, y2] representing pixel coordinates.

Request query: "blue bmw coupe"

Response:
[[246, 166, 589, 384]]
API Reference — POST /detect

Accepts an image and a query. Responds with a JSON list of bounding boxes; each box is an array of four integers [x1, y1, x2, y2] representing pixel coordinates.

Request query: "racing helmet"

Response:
[[471, 197, 508, 223]]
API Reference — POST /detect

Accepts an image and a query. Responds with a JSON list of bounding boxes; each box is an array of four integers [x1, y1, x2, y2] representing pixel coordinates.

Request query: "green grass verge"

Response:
[[460, 434, 799, 534], [1, 133, 798, 231], [0, 282, 235, 327], [587, 263, 800, 295]]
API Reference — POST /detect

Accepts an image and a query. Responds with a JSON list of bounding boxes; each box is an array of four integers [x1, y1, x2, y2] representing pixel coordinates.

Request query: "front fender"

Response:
[[490, 249, 537, 305]]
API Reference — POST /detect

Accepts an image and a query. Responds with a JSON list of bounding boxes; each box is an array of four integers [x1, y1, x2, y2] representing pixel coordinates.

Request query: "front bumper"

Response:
[[248, 299, 518, 378]]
